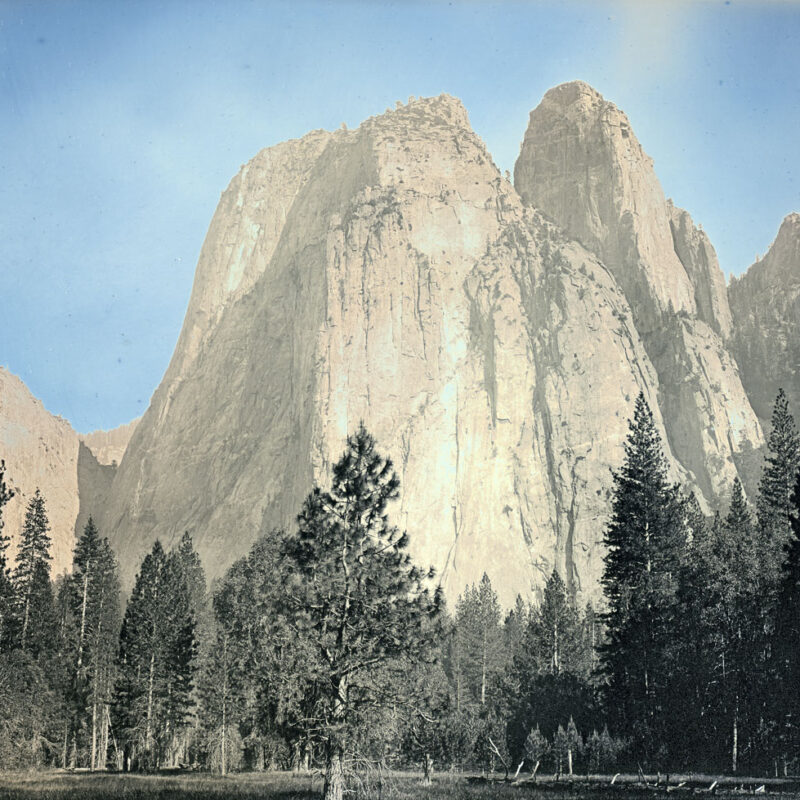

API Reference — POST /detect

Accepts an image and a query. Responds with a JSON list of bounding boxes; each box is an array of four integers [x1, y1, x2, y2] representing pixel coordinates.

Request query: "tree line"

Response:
[[1, 392, 800, 798]]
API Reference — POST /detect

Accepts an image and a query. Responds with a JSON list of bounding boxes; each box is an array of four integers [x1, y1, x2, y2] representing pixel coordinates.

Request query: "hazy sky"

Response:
[[1, 0, 798, 432]]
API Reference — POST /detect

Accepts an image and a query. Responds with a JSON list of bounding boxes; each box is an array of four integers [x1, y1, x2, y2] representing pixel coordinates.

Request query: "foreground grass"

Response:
[[0, 771, 312, 800], [1, 771, 799, 800]]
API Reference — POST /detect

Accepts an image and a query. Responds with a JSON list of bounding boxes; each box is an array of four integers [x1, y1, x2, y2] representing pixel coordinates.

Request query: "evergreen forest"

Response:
[[2, 391, 800, 800]]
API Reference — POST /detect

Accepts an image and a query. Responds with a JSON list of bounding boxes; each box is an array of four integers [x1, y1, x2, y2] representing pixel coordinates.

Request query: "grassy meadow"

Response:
[[0, 772, 798, 800]]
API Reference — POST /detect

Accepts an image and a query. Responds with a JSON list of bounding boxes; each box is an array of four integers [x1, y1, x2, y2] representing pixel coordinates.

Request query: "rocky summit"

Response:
[[2, 82, 796, 606]]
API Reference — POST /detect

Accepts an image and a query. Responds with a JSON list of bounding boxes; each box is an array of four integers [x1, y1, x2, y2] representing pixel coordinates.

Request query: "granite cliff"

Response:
[[0, 366, 137, 574], [514, 82, 762, 504], [729, 213, 800, 427], [3, 83, 792, 604], [94, 84, 770, 605]]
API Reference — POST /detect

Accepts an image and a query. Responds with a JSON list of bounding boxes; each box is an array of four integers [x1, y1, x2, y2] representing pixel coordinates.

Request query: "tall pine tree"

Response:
[[0, 460, 14, 644], [280, 424, 440, 800], [601, 392, 685, 765], [504, 571, 596, 765], [172, 532, 208, 764], [114, 541, 196, 770], [772, 471, 800, 767], [526, 570, 582, 678], [454, 573, 504, 708], [757, 389, 800, 590], [13, 489, 56, 656], [66, 518, 120, 769], [682, 480, 760, 772]]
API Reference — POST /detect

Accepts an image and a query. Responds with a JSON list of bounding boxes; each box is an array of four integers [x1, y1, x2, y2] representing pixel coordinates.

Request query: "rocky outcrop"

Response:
[[80, 419, 139, 467], [97, 88, 765, 606], [0, 367, 80, 574], [74, 442, 117, 550], [514, 81, 763, 505], [668, 202, 732, 340], [729, 213, 800, 425], [0, 367, 137, 574]]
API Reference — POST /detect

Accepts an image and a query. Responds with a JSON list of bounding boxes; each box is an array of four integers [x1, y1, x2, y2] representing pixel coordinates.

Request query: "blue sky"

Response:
[[1, 0, 798, 432]]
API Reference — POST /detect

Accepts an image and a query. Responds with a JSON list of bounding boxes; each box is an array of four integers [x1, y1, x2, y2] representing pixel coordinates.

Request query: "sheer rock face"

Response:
[[729, 214, 800, 424], [0, 367, 138, 574], [514, 82, 697, 324], [0, 86, 785, 605], [668, 202, 733, 340], [80, 418, 139, 466], [99, 91, 756, 607], [515, 81, 763, 507], [0, 367, 79, 574]]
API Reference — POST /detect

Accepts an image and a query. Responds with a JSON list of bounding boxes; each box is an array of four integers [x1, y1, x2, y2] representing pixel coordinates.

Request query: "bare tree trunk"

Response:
[[423, 753, 434, 785], [324, 675, 348, 800], [481, 634, 487, 705], [324, 748, 345, 800], [145, 650, 155, 758], [91, 701, 98, 770], [221, 701, 226, 776], [77, 573, 89, 670], [568, 747, 573, 776], [100, 704, 110, 771], [732, 704, 738, 774], [21, 590, 31, 651], [455, 652, 461, 713], [293, 740, 302, 772]]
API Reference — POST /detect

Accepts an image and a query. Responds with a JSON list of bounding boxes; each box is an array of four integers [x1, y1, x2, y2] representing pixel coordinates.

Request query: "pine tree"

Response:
[[601, 392, 685, 764], [198, 625, 243, 774], [585, 729, 602, 774], [503, 595, 529, 661], [201, 527, 315, 772], [13, 489, 55, 656], [671, 495, 712, 766], [503, 571, 597, 766], [174, 532, 207, 627], [89, 537, 119, 770], [0, 460, 14, 643], [579, 603, 600, 680], [162, 552, 197, 764], [680, 480, 759, 772], [524, 725, 549, 775], [773, 471, 800, 764], [552, 724, 569, 776], [173, 532, 208, 763], [565, 716, 582, 776], [757, 389, 800, 587], [114, 541, 196, 770], [65, 520, 120, 770], [527, 570, 581, 677], [280, 424, 440, 800], [454, 573, 504, 708], [73, 518, 101, 675]]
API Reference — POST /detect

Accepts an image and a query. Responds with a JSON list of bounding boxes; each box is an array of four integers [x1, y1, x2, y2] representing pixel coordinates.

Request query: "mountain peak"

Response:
[[734, 211, 800, 290], [360, 93, 472, 133], [776, 211, 800, 247], [515, 81, 696, 320], [540, 80, 605, 106]]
